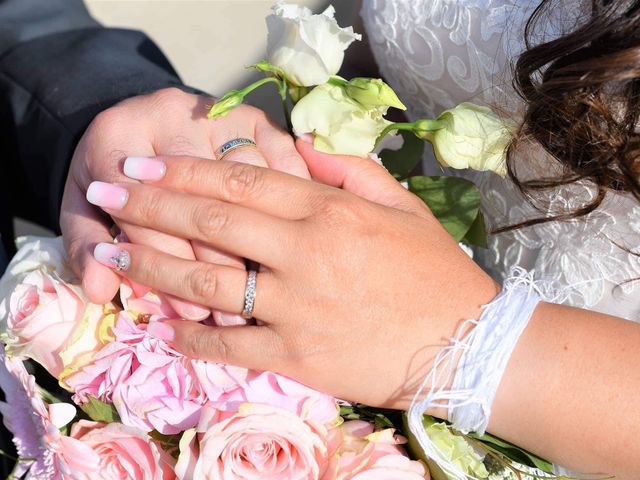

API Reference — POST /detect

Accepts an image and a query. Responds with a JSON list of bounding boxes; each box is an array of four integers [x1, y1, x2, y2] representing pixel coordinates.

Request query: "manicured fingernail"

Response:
[[147, 321, 175, 342], [94, 243, 131, 271], [180, 303, 211, 321], [296, 133, 314, 144], [86, 182, 129, 210], [124, 157, 167, 181], [214, 311, 248, 326]]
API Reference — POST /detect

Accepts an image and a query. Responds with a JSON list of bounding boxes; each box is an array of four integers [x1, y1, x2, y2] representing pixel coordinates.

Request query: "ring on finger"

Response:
[[216, 138, 257, 161], [242, 269, 258, 319]]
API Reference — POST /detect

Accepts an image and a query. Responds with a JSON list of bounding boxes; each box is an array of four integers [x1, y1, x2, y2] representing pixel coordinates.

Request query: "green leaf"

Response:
[[379, 131, 424, 181], [149, 431, 182, 459], [408, 176, 482, 241], [339, 404, 398, 429], [461, 211, 488, 248], [80, 397, 120, 423], [467, 430, 554, 474]]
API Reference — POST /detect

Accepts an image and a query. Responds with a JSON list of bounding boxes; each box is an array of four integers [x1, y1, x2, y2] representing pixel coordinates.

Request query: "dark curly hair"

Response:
[[497, 0, 640, 231]]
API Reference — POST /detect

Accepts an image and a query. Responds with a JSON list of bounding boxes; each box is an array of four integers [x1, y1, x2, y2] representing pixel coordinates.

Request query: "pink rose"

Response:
[[66, 315, 247, 435], [5, 270, 85, 376], [323, 420, 428, 480], [219, 369, 339, 426], [69, 420, 173, 479], [176, 403, 329, 480], [120, 279, 177, 319]]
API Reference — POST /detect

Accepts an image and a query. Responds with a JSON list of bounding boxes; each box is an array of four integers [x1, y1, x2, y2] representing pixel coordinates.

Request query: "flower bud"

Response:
[[207, 91, 244, 119], [345, 78, 406, 110], [288, 85, 309, 104], [429, 103, 515, 176]]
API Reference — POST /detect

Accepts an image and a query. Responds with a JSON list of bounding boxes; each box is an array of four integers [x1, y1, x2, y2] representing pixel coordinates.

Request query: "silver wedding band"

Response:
[[242, 270, 258, 319], [216, 138, 257, 161]]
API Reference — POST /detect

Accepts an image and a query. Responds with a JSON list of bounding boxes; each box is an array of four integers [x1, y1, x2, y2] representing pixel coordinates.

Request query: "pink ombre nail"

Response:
[[94, 243, 130, 271], [179, 303, 211, 321], [296, 133, 314, 144], [214, 310, 249, 326], [86, 182, 129, 210], [147, 322, 175, 342], [124, 157, 167, 181]]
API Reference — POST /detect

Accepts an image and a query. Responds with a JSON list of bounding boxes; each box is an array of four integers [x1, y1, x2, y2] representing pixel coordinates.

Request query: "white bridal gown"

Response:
[[361, 0, 640, 321]]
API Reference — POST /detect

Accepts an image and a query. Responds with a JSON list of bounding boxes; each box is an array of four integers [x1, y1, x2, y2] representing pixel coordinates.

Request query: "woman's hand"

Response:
[[85, 140, 498, 408], [61, 87, 309, 323]]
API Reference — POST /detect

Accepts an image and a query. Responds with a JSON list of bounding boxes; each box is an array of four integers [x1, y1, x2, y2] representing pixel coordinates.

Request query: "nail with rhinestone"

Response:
[[94, 243, 131, 271]]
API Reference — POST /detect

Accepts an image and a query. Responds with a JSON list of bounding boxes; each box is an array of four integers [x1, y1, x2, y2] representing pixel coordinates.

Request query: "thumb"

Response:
[[295, 137, 429, 216]]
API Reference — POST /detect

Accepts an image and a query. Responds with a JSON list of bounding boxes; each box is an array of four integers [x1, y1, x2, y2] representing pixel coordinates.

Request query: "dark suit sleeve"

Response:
[[0, 0, 190, 255]]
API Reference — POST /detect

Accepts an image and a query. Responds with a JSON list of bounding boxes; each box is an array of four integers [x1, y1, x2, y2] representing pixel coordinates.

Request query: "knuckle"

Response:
[[187, 264, 218, 301], [212, 332, 232, 364], [64, 234, 86, 267], [149, 87, 187, 110], [133, 188, 165, 223], [182, 331, 207, 359], [142, 253, 165, 285], [185, 330, 231, 364], [315, 193, 357, 224], [89, 107, 125, 137], [164, 134, 197, 157], [171, 159, 200, 190], [193, 202, 230, 240], [221, 162, 263, 202]]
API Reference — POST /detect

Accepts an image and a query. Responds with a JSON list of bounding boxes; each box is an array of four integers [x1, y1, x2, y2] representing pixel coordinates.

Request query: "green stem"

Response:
[[0, 449, 21, 463], [278, 81, 293, 134], [375, 119, 446, 148], [238, 76, 283, 97], [237, 76, 292, 132], [37, 386, 65, 404], [1, 449, 37, 480]]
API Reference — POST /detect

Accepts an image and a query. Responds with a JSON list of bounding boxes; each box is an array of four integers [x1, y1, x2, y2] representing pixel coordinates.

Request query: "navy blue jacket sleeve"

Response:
[[0, 0, 188, 255]]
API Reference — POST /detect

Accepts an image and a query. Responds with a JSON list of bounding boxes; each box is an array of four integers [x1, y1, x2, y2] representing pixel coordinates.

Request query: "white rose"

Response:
[[292, 82, 392, 157], [421, 103, 515, 177], [266, 2, 361, 87], [0, 236, 74, 333]]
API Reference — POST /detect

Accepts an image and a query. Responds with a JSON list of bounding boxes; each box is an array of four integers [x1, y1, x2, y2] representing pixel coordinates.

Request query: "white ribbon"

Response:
[[408, 267, 564, 479]]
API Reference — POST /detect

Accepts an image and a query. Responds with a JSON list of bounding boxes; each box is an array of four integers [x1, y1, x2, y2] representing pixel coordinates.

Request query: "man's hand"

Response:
[[60, 87, 309, 319]]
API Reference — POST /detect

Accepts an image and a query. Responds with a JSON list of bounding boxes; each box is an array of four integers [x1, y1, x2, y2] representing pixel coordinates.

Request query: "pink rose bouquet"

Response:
[[0, 235, 428, 479]]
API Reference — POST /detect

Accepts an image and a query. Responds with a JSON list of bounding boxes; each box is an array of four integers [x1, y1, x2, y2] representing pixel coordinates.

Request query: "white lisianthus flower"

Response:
[[423, 416, 489, 478], [292, 82, 392, 157], [266, 2, 361, 87], [420, 103, 515, 177]]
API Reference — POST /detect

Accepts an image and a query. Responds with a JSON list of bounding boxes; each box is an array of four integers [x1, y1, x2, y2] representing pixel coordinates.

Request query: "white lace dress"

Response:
[[361, 0, 640, 322]]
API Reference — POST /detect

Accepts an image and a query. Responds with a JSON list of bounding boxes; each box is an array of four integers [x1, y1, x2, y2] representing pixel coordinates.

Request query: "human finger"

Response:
[[122, 156, 330, 219], [71, 109, 211, 319], [92, 242, 278, 320], [147, 320, 283, 371], [296, 137, 430, 217], [148, 112, 252, 320], [60, 177, 120, 304], [86, 181, 295, 267], [254, 116, 311, 179]]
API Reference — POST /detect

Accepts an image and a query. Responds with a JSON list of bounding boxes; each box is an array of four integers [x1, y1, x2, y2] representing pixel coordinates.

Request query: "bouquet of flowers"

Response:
[[0, 3, 585, 480], [0, 236, 427, 479]]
